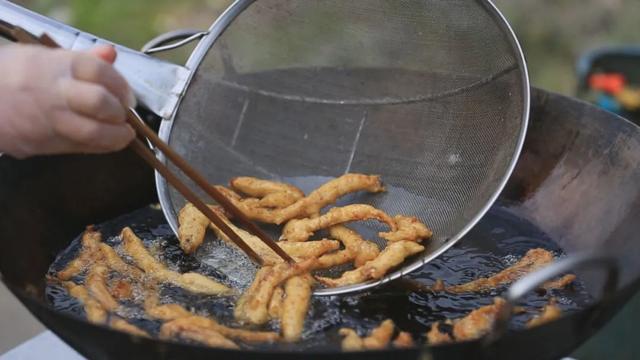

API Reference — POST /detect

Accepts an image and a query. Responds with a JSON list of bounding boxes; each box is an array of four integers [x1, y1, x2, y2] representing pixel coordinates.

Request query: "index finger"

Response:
[[70, 52, 136, 108]]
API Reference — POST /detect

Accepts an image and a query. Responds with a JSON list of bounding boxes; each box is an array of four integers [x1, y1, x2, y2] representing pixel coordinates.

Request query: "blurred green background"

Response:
[[14, 0, 640, 96]]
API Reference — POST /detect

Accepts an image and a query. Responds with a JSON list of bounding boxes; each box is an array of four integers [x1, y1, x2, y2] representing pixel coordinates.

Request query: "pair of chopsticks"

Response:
[[6, 25, 292, 266], [126, 111, 293, 265]]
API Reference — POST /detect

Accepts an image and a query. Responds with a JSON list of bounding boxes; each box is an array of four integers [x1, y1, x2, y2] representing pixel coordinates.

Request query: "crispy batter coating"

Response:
[[363, 319, 395, 349], [541, 274, 576, 291], [86, 264, 119, 311], [177, 203, 211, 254], [426, 298, 506, 345], [442, 249, 555, 293], [220, 174, 385, 224], [379, 215, 432, 243], [160, 319, 239, 349], [120, 227, 230, 295], [109, 279, 134, 301], [340, 319, 395, 351], [392, 331, 415, 348], [426, 322, 453, 345], [281, 204, 396, 242], [146, 303, 193, 321], [146, 298, 280, 344], [315, 249, 355, 269], [231, 177, 304, 198], [268, 287, 285, 319], [229, 177, 304, 208], [63, 282, 107, 324], [234, 258, 318, 325], [98, 243, 144, 280], [57, 228, 103, 280], [328, 225, 379, 267], [318, 241, 424, 287], [109, 317, 149, 337], [208, 208, 339, 264], [339, 328, 364, 351], [281, 275, 313, 342], [527, 298, 562, 328]]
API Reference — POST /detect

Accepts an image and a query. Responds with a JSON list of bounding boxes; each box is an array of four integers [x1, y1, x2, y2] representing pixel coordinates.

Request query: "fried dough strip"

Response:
[[339, 328, 365, 351], [379, 215, 432, 243], [109, 279, 134, 301], [339, 319, 395, 351], [426, 322, 454, 345], [64, 282, 107, 324], [230, 177, 304, 198], [177, 203, 211, 254], [317, 241, 424, 287], [441, 249, 555, 293], [541, 274, 576, 291], [109, 317, 149, 337], [281, 204, 396, 242], [392, 331, 415, 348], [268, 287, 285, 319], [220, 174, 385, 224], [98, 243, 144, 280], [120, 227, 230, 295], [86, 264, 119, 311], [329, 225, 379, 267], [315, 249, 355, 269], [281, 274, 313, 342], [526, 298, 562, 328], [362, 319, 395, 349], [160, 319, 239, 349], [145, 297, 280, 344], [234, 258, 318, 325], [230, 177, 304, 208], [426, 298, 506, 345], [57, 228, 103, 280], [208, 208, 339, 264]]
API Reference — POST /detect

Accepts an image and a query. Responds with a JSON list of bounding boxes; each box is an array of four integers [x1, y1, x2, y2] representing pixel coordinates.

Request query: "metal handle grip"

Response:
[[488, 251, 619, 342], [0, 0, 190, 119], [142, 29, 209, 55]]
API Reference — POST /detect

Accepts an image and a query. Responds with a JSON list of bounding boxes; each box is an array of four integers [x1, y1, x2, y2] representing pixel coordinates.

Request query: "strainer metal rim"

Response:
[[155, 0, 531, 296]]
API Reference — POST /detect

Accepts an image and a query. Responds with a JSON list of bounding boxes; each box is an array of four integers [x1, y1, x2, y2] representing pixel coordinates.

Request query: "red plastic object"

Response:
[[589, 73, 626, 94]]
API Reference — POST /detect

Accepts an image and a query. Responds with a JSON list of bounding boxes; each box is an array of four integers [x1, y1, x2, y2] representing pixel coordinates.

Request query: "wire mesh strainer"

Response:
[[157, 0, 530, 295]]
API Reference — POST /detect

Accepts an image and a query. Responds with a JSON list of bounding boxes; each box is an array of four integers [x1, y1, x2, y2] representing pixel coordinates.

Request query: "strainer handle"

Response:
[[0, 0, 190, 119], [487, 251, 619, 342]]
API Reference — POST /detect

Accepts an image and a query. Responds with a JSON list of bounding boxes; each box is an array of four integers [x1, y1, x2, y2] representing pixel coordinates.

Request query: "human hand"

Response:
[[0, 44, 136, 158]]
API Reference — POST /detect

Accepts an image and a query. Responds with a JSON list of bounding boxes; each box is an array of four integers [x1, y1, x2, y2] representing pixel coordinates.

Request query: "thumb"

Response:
[[88, 45, 117, 64]]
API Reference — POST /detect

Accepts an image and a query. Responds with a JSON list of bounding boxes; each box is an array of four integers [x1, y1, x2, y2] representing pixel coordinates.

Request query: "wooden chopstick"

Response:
[[126, 110, 295, 264]]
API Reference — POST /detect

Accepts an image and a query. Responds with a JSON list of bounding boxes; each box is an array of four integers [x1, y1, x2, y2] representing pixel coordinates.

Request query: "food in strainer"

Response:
[[316, 241, 424, 288], [280, 204, 397, 242]]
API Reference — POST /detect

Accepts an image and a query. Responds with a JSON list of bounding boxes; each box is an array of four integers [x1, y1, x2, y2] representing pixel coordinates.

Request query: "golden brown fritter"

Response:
[[234, 258, 317, 325], [281, 274, 313, 342], [177, 202, 211, 254], [109, 317, 149, 338], [392, 331, 415, 348], [526, 298, 562, 328], [328, 225, 379, 267], [339, 319, 395, 351], [440, 249, 555, 293], [317, 241, 424, 288], [219, 174, 385, 224], [121, 227, 231, 295], [281, 204, 396, 242], [63, 282, 107, 324], [57, 228, 103, 280], [160, 319, 239, 349], [541, 274, 576, 291], [379, 215, 432, 243], [426, 298, 506, 345]]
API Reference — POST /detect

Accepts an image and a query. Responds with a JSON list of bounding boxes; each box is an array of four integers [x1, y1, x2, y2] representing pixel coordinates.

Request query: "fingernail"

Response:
[[126, 90, 137, 108]]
